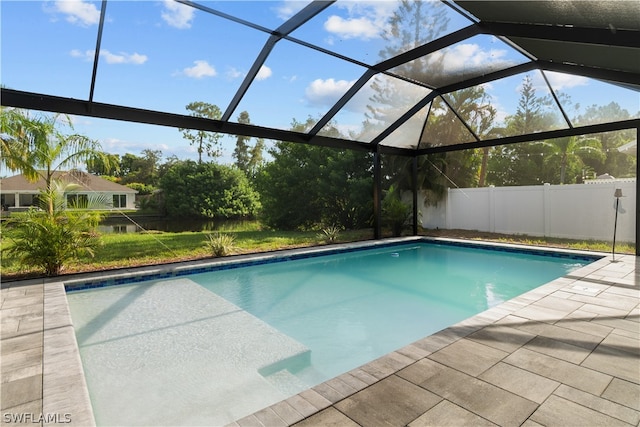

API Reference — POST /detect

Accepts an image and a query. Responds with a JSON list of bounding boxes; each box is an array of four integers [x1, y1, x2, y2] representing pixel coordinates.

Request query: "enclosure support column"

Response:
[[412, 156, 418, 236], [373, 150, 382, 239], [635, 127, 640, 256]]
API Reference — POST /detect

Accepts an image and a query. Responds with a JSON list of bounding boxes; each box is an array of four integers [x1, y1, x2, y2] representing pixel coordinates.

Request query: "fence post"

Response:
[[488, 185, 495, 233], [543, 183, 551, 237]]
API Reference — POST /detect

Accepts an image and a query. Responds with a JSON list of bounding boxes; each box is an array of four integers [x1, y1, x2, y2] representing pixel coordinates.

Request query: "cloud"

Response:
[[53, 0, 100, 26], [226, 67, 245, 80], [440, 44, 510, 71], [161, 0, 194, 29], [70, 49, 148, 65], [324, 15, 380, 40], [182, 60, 217, 78], [256, 65, 272, 81], [540, 71, 589, 91], [274, 0, 307, 20], [304, 78, 355, 107], [323, 2, 394, 41]]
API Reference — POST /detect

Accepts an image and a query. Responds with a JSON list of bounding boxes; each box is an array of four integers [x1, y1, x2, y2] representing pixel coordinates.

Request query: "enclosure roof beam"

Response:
[[417, 119, 640, 155]]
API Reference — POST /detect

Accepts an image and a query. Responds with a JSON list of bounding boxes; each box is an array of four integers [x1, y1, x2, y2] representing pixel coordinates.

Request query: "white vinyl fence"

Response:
[[420, 180, 636, 242]]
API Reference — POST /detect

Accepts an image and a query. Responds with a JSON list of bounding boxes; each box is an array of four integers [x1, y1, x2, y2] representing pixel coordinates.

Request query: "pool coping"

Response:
[[3, 237, 634, 426]]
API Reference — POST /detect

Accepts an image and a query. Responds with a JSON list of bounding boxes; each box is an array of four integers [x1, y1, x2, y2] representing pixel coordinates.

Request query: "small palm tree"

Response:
[[541, 136, 604, 184], [4, 181, 107, 276]]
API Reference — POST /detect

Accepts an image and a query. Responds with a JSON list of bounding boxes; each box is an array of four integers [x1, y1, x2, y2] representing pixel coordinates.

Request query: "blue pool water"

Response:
[[66, 241, 595, 425], [193, 243, 590, 384]]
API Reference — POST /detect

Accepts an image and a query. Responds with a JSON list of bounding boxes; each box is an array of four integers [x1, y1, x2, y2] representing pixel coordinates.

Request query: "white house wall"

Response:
[[420, 181, 636, 242]]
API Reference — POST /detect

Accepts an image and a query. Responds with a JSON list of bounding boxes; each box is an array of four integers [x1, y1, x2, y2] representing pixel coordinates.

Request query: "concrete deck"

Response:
[[1, 239, 638, 426]]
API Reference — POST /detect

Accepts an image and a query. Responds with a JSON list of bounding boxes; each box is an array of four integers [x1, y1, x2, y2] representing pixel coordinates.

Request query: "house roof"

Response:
[[1, 1, 638, 156], [0, 171, 137, 193]]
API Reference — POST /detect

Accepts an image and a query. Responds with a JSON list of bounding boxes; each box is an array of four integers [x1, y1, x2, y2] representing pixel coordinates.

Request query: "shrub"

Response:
[[317, 225, 341, 243], [4, 181, 104, 276], [160, 161, 260, 219], [204, 232, 236, 257]]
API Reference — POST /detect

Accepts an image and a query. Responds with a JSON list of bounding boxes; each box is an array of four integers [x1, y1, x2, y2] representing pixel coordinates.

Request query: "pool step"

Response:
[[262, 368, 312, 396]]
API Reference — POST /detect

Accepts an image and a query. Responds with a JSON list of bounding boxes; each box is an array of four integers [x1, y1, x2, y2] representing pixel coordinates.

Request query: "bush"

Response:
[[3, 182, 104, 276], [204, 232, 236, 257], [256, 143, 372, 230], [160, 161, 261, 219], [382, 185, 411, 237]]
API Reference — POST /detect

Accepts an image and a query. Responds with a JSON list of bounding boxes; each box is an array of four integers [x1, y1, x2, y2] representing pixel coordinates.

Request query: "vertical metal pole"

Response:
[[412, 156, 418, 236], [613, 196, 619, 261], [373, 150, 382, 239], [635, 127, 640, 256]]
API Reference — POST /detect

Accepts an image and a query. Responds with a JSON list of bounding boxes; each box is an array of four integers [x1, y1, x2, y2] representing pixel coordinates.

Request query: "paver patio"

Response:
[[1, 239, 638, 426]]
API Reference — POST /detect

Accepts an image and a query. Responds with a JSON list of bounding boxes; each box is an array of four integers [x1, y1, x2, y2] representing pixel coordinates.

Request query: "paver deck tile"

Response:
[[408, 400, 497, 427], [522, 335, 592, 364], [503, 348, 613, 395], [602, 378, 640, 411], [335, 375, 441, 427], [529, 395, 633, 427], [398, 358, 538, 426], [554, 384, 640, 425], [464, 323, 536, 353], [581, 345, 640, 384], [478, 362, 560, 404], [294, 407, 359, 427], [427, 338, 508, 376], [0, 374, 42, 411], [507, 318, 604, 350]]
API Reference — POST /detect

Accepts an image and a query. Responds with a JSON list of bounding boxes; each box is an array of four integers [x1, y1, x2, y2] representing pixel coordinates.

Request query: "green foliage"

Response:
[[382, 186, 411, 237], [160, 160, 260, 219], [3, 181, 105, 276], [0, 109, 112, 214], [125, 182, 156, 195], [179, 102, 223, 163], [118, 150, 162, 186], [317, 225, 342, 243], [256, 141, 372, 230], [204, 232, 236, 257]]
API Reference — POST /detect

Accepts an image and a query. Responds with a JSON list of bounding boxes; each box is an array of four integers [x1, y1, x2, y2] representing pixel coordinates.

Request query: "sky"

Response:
[[1, 0, 638, 170]]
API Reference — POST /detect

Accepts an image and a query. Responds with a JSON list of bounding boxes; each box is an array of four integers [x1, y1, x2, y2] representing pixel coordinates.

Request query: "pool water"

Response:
[[66, 242, 593, 426]]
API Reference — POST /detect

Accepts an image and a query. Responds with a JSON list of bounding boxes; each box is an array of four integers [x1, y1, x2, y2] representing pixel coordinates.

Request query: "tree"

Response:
[[486, 75, 563, 186], [575, 102, 636, 178], [86, 153, 120, 176], [160, 160, 260, 219], [0, 109, 113, 214], [540, 136, 604, 184], [256, 117, 372, 230], [118, 149, 162, 186], [179, 102, 223, 163], [232, 111, 265, 178]]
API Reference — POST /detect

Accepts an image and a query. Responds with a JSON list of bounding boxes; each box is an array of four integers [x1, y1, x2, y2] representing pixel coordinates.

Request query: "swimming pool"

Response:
[[66, 239, 598, 426]]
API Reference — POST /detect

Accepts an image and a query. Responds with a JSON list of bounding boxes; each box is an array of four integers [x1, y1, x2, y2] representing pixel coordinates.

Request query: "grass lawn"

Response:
[[0, 221, 632, 281]]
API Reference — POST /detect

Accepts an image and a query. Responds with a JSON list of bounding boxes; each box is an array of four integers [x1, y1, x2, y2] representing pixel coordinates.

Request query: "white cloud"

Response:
[[182, 60, 217, 78], [161, 0, 194, 29], [324, 15, 379, 40], [100, 137, 170, 156], [305, 78, 355, 107], [53, 0, 100, 26], [274, 0, 307, 20], [256, 65, 272, 81], [70, 49, 148, 65], [226, 67, 245, 80], [540, 71, 589, 91], [323, 2, 394, 41]]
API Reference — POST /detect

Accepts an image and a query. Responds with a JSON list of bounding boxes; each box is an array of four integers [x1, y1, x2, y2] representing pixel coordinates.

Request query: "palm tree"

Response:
[[1, 109, 114, 214], [541, 136, 604, 184]]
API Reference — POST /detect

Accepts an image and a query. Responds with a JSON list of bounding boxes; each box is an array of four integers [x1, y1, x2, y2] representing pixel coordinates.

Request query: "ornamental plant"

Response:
[[4, 181, 106, 276]]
